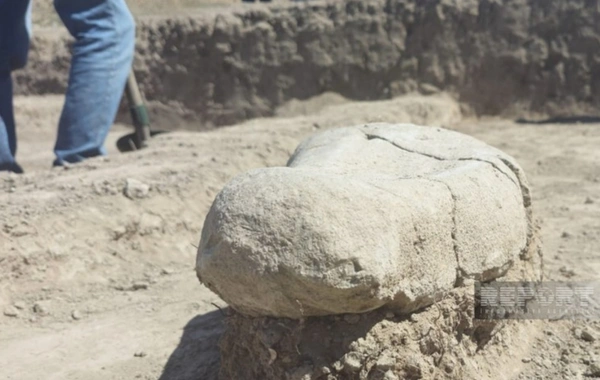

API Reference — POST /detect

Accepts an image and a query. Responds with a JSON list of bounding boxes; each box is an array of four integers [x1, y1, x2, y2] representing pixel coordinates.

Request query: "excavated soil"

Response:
[[19, 0, 600, 127], [2, 1, 600, 380], [221, 289, 532, 380]]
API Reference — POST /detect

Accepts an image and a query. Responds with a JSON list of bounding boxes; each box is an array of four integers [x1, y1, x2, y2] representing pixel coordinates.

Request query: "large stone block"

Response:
[[196, 123, 531, 318]]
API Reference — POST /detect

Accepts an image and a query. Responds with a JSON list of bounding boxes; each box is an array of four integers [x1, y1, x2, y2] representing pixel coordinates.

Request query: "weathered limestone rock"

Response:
[[196, 123, 531, 318]]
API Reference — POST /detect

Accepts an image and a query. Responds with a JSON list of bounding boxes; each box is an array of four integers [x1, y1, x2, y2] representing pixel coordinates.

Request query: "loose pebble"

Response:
[[132, 282, 149, 291], [33, 302, 49, 315], [581, 330, 596, 342], [124, 178, 150, 199], [3, 306, 19, 318]]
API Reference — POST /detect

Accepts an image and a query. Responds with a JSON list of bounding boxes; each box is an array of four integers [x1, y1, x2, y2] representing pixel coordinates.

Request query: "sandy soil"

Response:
[[0, 91, 599, 379]]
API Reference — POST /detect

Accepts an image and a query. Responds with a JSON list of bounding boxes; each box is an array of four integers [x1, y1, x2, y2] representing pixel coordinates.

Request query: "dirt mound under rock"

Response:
[[220, 288, 536, 380]]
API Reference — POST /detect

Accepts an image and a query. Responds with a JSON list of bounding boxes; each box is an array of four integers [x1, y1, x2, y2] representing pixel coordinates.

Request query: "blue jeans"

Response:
[[0, 0, 135, 171]]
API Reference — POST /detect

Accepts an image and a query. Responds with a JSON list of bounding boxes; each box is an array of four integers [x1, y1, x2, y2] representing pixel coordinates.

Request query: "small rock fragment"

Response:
[[588, 363, 600, 377], [124, 179, 150, 199], [267, 348, 277, 365], [375, 353, 396, 371], [561, 231, 572, 239], [33, 302, 49, 315], [383, 370, 399, 380], [71, 310, 82, 320], [134, 351, 147, 358], [342, 352, 363, 373], [3, 306, 19, 317], [13, 301, 26, 310], [522, 357, 532, 363], [581, 329, 596, 342], [585, 197, 594, 204], [131, 282, 149, 291], [332, 360, 344, 372]]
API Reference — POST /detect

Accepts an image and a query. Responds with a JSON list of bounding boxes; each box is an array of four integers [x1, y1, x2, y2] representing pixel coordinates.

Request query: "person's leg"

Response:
[[0, 0, 31, 173], [0, 70, 21, 173], [53, 0, 135, 166]]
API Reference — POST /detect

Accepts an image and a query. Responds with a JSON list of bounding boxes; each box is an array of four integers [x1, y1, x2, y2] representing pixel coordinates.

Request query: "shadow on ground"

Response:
[[516, 115, 600, 124], [159, 309, 225, 380]]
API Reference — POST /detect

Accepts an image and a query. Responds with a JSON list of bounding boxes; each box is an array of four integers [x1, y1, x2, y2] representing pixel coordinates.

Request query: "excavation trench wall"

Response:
[[15, 0, 600, 127]]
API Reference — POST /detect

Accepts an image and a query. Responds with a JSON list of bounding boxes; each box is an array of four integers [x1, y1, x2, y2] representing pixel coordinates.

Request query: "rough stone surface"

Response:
[[14, 0, 600, 127], [196, 123, 531, 318]]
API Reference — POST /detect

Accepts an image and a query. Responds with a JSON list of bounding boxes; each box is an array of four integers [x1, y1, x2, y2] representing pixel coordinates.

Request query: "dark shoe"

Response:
[[0, 162, 24, 174]]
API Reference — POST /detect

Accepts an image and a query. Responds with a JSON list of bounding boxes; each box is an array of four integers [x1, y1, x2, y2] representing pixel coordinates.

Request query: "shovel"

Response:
[[117, 70, 157, 152]]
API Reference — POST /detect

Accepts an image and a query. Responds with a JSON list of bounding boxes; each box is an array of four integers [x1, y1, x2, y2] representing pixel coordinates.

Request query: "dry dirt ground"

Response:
[[1, 92, 599, 380]]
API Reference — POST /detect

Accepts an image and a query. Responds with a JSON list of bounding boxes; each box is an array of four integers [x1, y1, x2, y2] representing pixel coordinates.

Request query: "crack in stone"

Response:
[[497, 158, 531, 208], [424, 178, 462, 285], [363, 132, 520, 190], [364, 130, 533, 262], [498, 157, 535, 261], [349, 170, 464, 286], [363, 130, 533, 283]]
